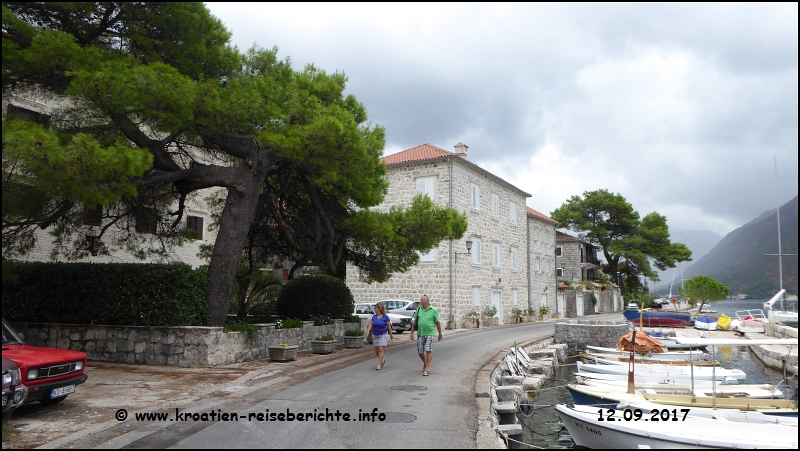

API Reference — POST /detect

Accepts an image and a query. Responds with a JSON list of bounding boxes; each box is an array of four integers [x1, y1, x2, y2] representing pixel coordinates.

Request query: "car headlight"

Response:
[[26, 368, 38, 380], [10, 368, 21, 385], [2, 373, 11, 385], [75, 361, 84, 371]]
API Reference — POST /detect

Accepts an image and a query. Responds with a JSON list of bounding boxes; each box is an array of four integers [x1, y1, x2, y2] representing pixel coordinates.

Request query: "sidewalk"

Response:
[[2, 328, 468, 449]]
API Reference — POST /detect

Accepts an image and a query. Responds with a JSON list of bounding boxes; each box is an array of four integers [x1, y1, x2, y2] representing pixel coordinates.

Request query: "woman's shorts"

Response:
[[373, 333, 388, 347]]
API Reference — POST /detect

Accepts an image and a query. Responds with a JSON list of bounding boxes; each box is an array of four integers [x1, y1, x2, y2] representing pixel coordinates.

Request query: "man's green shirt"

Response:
[[412, 306, 440, 336]]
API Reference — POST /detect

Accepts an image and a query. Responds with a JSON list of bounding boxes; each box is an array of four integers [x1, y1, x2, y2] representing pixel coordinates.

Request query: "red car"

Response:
[[2, 319, 88, 405], [2, 356, 27, 418]]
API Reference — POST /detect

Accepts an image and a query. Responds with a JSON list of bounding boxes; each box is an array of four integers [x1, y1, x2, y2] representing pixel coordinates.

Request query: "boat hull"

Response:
[[623, 310, 694, 327], [556, 403, 798, 449]]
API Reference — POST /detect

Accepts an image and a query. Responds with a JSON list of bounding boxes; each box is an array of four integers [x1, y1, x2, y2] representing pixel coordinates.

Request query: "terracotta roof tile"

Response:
[[556, 231, 579, 241], [526, 207, 557, 224], [381, 143, 454, 165]]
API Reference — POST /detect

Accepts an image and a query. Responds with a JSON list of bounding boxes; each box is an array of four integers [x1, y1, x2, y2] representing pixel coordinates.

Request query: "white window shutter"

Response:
[[510, 203, 517, 224], [473, 289, 480, 306], [493, 244, 501, 267], [512, 248, 518, 270], [472, 239, 481, 264]]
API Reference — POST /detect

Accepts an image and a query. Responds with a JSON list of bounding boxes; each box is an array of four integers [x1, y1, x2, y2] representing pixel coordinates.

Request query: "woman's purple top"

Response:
[[371, 314, 391, 335]]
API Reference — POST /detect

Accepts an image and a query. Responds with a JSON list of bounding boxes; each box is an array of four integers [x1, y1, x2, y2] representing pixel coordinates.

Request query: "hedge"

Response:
[[2, 262, 209, 326], [275, 274, 353, 320]]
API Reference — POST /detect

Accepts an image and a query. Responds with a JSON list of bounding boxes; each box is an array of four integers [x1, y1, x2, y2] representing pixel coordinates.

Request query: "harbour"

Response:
[[514, 300, 799, 449]]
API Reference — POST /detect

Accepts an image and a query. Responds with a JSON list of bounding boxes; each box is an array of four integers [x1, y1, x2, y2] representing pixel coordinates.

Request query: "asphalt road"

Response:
[[87, 321, 560, 449]]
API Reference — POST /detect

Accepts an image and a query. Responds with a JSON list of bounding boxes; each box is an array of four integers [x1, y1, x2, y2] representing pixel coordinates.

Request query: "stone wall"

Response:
[[10, 319, 368, 368], [553, 319, 630, 352]]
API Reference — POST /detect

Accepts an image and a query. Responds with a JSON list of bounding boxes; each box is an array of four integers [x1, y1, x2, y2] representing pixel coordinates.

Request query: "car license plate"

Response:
[[51, 385, 75, 398], [2, 396, 7, 407]]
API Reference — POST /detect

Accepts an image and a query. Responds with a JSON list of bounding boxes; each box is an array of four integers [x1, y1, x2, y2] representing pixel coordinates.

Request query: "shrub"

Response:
[[3, 262, 208, 326], [314, 334, 334, 341], [344, 314, 361, 323], [312, 316, 330, 326], [539, 305, 551, 315], [482, 305, 497, 318], [276, 318, 303, 329], [465, 310, 479, 320], [275, 274, 353, 320], [511, 307, 524, 319], [345, 329, 364, 337]]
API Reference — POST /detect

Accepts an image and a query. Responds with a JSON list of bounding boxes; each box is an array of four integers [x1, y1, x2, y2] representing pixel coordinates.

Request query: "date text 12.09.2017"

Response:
[[598, 408, 690, 422]]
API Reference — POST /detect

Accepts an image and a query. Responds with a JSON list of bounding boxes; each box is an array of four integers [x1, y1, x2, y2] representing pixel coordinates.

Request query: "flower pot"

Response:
[[525, 315, 536, 323], [267, 345, 298, 362], [464, 318, 479, 329], [311, 340, 337, 354], [343, 335, 365, 348]]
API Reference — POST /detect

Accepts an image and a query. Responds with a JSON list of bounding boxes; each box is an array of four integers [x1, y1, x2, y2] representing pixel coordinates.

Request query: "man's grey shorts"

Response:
[[417, 336, 435, 353]]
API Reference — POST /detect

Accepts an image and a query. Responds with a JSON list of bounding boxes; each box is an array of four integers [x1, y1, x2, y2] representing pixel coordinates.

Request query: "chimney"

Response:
[[454, 142, 469, 159]]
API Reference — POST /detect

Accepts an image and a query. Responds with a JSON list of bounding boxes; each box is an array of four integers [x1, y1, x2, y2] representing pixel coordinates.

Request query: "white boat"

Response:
[[647, 336, 702, 350], [583, 352, 719, 366], [586, 345, 709, 361], [575, 371, 745, 386], [575, 375, 785, 399], [695, 316, 717, 330], [556, 403, 798, 449], [577, 360, 747, 381], [567, 382, 798, 415]]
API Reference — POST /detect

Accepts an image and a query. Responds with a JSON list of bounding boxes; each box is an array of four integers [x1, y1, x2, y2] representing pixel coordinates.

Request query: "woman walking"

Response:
[[366, 303, 394, 370]]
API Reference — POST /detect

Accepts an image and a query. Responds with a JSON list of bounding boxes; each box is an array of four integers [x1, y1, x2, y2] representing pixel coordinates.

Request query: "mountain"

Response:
[[680, 196, 798, 299], [654, 230, 722, 292]]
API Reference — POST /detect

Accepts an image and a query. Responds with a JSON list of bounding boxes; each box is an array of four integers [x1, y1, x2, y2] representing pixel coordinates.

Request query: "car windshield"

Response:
[[2, 319, 24, 345]]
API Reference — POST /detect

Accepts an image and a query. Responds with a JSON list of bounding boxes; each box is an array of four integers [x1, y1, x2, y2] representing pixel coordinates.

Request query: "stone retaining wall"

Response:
[[553, 319, 630, 352], [9, 319, 369, 368]]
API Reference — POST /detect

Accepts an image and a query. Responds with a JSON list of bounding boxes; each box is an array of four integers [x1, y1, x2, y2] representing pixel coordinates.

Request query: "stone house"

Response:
[[4, 93, 218, 268], [347, 142, 559, 328], [555, 231, 601, 284], [526, 207, 558, 316]]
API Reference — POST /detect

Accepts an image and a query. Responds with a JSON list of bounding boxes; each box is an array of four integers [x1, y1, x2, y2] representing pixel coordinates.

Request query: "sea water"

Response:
[[518, 299, 799, 449]]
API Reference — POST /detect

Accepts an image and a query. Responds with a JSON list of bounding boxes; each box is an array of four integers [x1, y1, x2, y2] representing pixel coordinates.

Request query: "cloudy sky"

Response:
[[205, 3, 798, 246]]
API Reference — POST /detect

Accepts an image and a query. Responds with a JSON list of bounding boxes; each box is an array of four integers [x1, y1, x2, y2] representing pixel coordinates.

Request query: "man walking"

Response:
[[410, 295, 443, 376]]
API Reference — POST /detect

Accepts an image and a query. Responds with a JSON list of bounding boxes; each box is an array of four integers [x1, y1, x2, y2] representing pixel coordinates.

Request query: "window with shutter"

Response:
[[473, 288, 481, 307], [509, 202, 517, 224], [511, 248, 518, 270], [493, 244, 501, 267], [187, 215, 204, 240], [472, 239, 481, 264], [471, 184, 480, 210], [417, 177, 435, 199], [492, 194, 499, 217]]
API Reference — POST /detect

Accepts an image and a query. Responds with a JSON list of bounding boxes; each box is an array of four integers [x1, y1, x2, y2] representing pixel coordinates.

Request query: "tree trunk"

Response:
[[207, 162, 270, 326]]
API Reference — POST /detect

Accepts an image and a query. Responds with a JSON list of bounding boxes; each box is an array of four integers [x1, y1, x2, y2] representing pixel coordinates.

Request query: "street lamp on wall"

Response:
[[455, 239, 473, 264]]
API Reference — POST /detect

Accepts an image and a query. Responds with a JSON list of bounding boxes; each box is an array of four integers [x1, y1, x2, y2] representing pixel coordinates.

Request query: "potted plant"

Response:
[[525, 307, 536, 323], [464, 310, 480, 329], [311, 334, 337, 354], [511, 307, 524, 323], [538, 305, 551, 321], [482, 305, 498, 326], [343, 329, 365, 348], [267, 342, 299, 361]]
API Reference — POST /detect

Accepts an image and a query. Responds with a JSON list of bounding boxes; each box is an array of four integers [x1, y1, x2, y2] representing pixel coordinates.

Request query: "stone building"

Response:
[[346, 142, 557, 328], [526, 207, 558, 316], [555, 231, 601, 284], [4, 93, 218, 268]]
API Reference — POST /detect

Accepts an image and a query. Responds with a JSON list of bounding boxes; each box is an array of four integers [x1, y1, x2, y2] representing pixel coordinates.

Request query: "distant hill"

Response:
[[681, 196, 798, 299], [654, 230, 722, 292]]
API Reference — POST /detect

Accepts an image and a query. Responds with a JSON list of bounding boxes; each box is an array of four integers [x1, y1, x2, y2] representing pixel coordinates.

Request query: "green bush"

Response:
[[312, 316, 330, 326], [314, 334, 334, 341], [275, 274, 353, 320], [344, 328, 364, 336], [3, 262, 208, 326], [276, 318, 303, 329], [344, 314, 361, 323]]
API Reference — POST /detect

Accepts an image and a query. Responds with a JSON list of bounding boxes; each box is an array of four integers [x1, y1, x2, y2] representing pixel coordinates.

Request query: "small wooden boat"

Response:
[[567, 383, 798, 416], [586, 345, 709, 361], [576, 360, 747, 381], [575, 374, 785, 399], [582, 352, 720, 367]]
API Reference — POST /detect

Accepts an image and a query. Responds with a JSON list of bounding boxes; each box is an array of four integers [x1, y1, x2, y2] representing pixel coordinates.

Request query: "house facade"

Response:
[[527, 208, 559, 316], [556, 231, 601, 284], [4, 93, 219, 268], [347, 143, 551, 328]]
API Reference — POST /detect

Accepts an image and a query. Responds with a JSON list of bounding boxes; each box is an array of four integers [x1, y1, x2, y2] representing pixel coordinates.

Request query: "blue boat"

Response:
[[622, 310, 695, 327]]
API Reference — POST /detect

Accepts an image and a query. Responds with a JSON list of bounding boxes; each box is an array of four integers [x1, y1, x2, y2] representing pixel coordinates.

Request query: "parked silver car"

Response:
[[353, 303, 413, 333], [376, 299, 420, 317]]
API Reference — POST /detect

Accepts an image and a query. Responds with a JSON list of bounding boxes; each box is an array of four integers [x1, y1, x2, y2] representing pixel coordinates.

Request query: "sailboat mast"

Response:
[[774, 155, 784, 311]]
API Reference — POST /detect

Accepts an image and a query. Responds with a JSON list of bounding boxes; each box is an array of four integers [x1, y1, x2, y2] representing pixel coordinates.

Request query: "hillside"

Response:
[[682, 196, 798, 299]]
